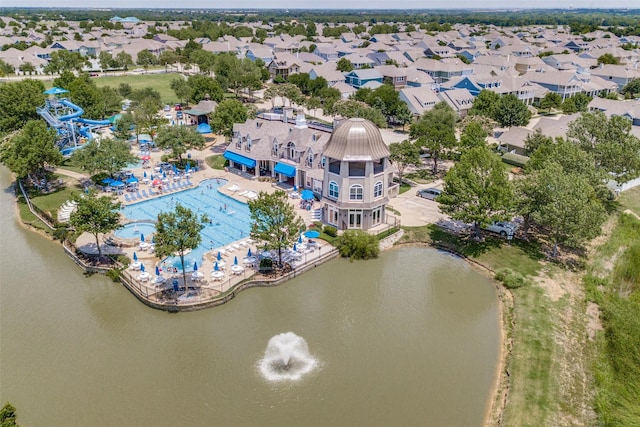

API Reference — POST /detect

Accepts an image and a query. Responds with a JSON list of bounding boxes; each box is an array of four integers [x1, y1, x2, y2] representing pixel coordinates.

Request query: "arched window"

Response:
[[329, 181, 339, 198], [288, 142, 296, 159], [374, 181, 383, 198], [349, 184, 363, 201]]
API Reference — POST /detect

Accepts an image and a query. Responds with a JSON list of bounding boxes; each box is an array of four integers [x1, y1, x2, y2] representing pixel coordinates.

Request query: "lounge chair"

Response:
[[124, 194, 131, 202], [238, 190, 249, 197], [141, 190, 149, 198]]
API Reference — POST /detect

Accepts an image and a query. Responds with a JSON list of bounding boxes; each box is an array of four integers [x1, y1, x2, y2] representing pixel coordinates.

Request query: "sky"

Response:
[[2, 0, 638, 9]]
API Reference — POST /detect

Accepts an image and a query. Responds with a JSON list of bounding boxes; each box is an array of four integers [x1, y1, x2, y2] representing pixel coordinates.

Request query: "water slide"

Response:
[[58, 99, 84, 121], [77, 118, 112, 126]]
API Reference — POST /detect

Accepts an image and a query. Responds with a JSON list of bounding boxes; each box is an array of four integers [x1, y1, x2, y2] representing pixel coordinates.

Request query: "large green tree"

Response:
[[493, 94, 531, 128], [0, 120, 62, 180], [70, 137, 137, 176], [439, 146, 514, 239], [621, 78, 640, 99], [170, 77, 190, 105], [458, 120, 488, 151], [154, 203, 207, 290], [69, 190, 122, 257], [210, 99, 248, 138], [410, 102, 457, 174], [0, 79, 46, 131], [567, 111, 640, 183], [136, 49, 157, 68], [186, 74, 224, 103], [389, 140, 421, 184], [539, 92, 562, 114], [469, 89, 500, 118], [248, 190, 305, 269], [154, 125, 206, 161], [43, 50, 88, 74]]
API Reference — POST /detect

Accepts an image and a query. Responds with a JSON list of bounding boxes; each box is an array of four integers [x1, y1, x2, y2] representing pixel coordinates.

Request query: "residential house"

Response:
[[331, 81, 357, 100], [437, 88, 475, 116], [497, 114, 580, 155], [313, 44, 340, 61], [589, 64, 640, 90], [589, 98, 640, 126], [308, 63, 346, 86], [404, 67, 436, 88], [246, 43, 273, 63], [344, 69, 384, 89], [525, 71, 586, 100], [398, 86, 441, 117], [376, 65, 408, 89], [267, 53, 301, 80], [50, 40, 101, 56], [413, 57, 473, 84]]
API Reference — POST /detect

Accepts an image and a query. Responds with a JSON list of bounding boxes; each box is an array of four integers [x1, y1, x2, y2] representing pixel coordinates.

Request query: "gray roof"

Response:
[[322, 118, 390, 161]]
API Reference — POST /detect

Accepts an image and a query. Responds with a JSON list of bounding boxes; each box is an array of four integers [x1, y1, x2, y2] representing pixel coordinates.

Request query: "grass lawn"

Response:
[[398, 183, 411, 194], [205, 155, 227, 170], [618, 186, 640, 217], [92, 73, 181, 105], [29, 180, 80, 217]]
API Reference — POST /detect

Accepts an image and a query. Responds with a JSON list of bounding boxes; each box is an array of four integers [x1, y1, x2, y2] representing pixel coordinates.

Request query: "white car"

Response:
[[483, 221, 518, 238]]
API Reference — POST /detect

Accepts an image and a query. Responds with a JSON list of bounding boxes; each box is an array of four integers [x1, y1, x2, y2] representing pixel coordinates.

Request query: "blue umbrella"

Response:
[[233, 256, 238, 265], [293, 243, 297, 252], [102, 177, 114, 185], [214, 262, 219, 271], [193, 261, 198, 271], [298, 235, 303, 244], [143, 171, 147, 178], [126, 176, 138, 184], [304, 230, 320, 238], [301, 189, 314, 200], [140, 233, 145, 242], [163, 171, 167, 178], [133, 252, 138, 261], [110, 180, 125, 187], [247, 248, 252, 257], [217, 251, 222, 261], [293, 185, 297, 192], [155, 265, 160, 276], [173, 164, 178, 174], [185, 162, 191, 172], [140, 264, 145, 272]]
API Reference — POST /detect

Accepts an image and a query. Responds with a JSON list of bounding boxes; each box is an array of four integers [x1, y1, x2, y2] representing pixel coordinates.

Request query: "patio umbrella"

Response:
[[140, 233, 145, 242], [155, 265, 160, 276], [143, 171, 147, 178], [233, 256, 238, 265], [102, 177, 114, 185], [140, 264, 145, 272], [214, 262, 219, 271], [247, 248, 252, 257], [152, 179, 161, 186], [185, 162, 191, 172], [293, 185, 297, 192], [301, 189, 314, 200], [293, 243, 297, 252], [126, 176, 138, 184], [298, 235, 303, 244], [173, 164, 178, 174], [141, 155, 150, 161], [162, 171, 167, 178], [304, 230, 320, 238], [110, 180, 125, 187], [193, 261, 198, 271], [217, 251, 222, 261], [133, 252, 138, 261]]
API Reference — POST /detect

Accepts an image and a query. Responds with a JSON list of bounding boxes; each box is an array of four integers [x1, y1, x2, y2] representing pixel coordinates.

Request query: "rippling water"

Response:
[[0, 167, 500, 427]]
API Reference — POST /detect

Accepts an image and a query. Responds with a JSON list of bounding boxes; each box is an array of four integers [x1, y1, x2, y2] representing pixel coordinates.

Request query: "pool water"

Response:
[[114, 222, 157, 239], [120, 179, 252, 270]]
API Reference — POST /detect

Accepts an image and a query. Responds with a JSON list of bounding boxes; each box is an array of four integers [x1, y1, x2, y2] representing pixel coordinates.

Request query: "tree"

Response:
[[410, 102, 457, 174], [530, 163, 606, 257], [389, 140, 421, 184], [238, 57, 263, 100], [393, 102, 414, 131], [19, 62, 35, 75], [459, 120, 488, 151], [539, 92, 562, 114], [0, 59, 15, 76], [438, 146, 514, 239], [248, 190, 305, 269], [494, 94, 531, 128], [332, 99, 387, 128], [186, 74, 223, 103], [0, 120, 62, 180], [210, 99, 248, 138], [597, 53, 619, 65], [336, 57, 354, 72], [561, 92, 591, 113], [43, 50, 88, 74], [70, 137, 137, 176], [469, 89, 500, 118], [170, 77, 190, 105], [213, 52, 240, 91], [136, 49, 157, 68], [0, 79, 45, 131], [0, 402, 19, 427], [305, 96, 321, 118], [154, 125, 206, 162], [99, 51, 115, 71], [154, 203, 207, 289], [336, 230, 380, 260], [567, 111, 640, 183], [523, 128, 553, 156], [113, 112, 134, 141], [114, 52, 134, 70], [69, 190, 122, 257], [190, 49, 216, 74], [621, 78, 640, 99]]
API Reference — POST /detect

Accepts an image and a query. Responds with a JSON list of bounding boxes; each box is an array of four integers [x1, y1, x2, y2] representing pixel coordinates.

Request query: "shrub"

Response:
[[53, 225, 70, 241], [259, 257, 273, 273], [105, 268, 121, 282], [312, 221, 323, 229], [336, 230, 379, 260], [323, 225, 337, 237], [495, 268, 530, 289], [161, 154, 170, 162]]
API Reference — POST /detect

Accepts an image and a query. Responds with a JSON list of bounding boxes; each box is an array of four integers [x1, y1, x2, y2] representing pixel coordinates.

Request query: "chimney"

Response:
[[295, 113, 308, 129]]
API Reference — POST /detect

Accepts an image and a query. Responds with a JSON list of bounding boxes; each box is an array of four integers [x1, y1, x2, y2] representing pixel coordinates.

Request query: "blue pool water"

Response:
[[114, 222, 157, 239], [120, 178, 252, 271]]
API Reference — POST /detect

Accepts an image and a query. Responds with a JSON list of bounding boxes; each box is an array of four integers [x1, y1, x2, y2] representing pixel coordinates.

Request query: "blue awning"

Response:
[[224, 151, 256, 168], [274, 162, 296, 178]]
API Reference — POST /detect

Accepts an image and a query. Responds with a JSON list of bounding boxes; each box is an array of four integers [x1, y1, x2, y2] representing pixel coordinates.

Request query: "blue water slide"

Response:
[[77, 118, 112, 126], [58, 99, 84, 121], [79, 127, 92, 138]]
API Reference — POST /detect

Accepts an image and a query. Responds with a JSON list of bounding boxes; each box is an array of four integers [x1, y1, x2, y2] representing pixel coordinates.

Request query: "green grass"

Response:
[[618, 186, 640, 217], [205, 155, 227, 170], [398, 183, 411, 194], [29, 182, 79, 217], [92, 73, 181, 105], [17, 199, 51, 232]]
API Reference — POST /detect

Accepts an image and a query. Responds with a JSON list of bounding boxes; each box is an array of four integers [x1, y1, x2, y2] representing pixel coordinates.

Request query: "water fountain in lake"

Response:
[[258, 332, 317, 381]]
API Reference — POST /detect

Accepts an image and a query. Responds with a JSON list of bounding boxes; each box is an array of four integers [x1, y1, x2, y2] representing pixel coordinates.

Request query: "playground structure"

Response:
[[37, 87, 112, 156]]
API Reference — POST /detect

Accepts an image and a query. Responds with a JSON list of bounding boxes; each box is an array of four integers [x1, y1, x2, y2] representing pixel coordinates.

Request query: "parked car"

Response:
[[163, 105, 171, 112], [174, 104, 182, 111], [176, 111, 183, 119], [416, 188, 442, 201], [483, 221, 518, 238]]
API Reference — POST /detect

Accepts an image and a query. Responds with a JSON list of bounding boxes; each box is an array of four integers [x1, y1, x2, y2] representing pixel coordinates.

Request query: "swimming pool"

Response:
[[120, 178, 252, 271], [114, 221, 157, 239]]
